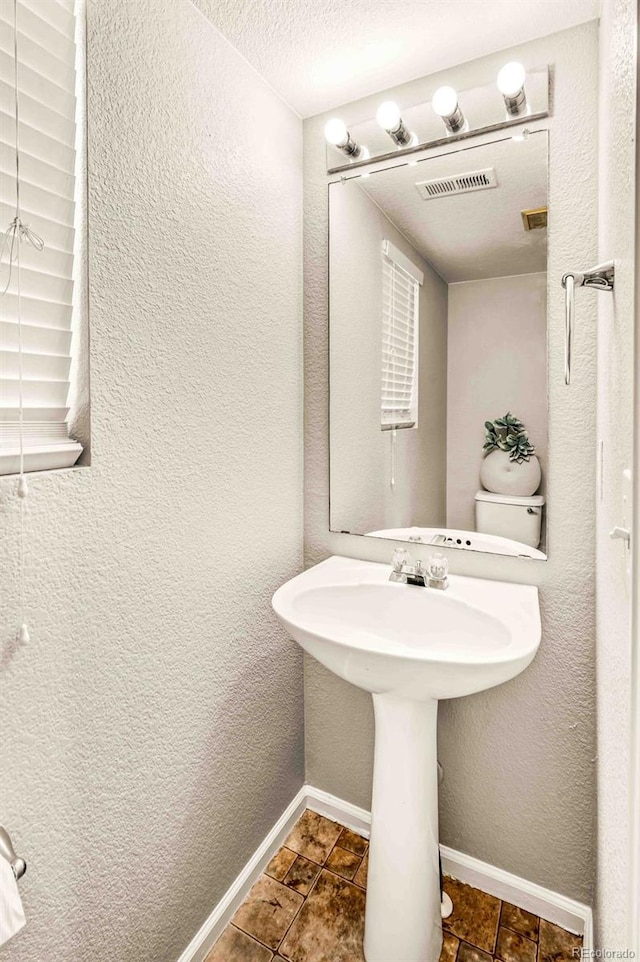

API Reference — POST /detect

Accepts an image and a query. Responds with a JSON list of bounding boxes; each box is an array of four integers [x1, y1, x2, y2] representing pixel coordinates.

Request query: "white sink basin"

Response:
[[273, 556, 539, 701], [273, 555, 541, 962]]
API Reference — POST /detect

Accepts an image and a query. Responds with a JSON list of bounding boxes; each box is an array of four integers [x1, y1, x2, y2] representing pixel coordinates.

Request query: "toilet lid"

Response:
[[475, 490, 545, 507]]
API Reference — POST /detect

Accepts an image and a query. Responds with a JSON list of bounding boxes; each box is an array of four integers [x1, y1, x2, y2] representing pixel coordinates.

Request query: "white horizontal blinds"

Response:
[[381, 240, 421, 431], [0, 0, 82, 474]]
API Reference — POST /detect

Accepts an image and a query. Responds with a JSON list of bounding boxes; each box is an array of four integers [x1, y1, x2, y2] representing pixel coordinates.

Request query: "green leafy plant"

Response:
[[483, 412, 536, 464]]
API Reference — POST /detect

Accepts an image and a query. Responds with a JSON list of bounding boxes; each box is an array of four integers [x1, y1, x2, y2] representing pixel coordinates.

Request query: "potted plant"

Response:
[[480, 412, 541, 496]]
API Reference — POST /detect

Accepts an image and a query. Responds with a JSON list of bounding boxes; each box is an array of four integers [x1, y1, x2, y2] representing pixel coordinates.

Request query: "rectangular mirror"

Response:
[[329, 131, 548, 559]]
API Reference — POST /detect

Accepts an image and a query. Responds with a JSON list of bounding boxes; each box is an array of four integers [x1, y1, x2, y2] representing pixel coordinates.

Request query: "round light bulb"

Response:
[[432, 86, 459, 118], [324, 117, 348, 147], [497, 62, 526, 97], [376, 100, 401, 131]]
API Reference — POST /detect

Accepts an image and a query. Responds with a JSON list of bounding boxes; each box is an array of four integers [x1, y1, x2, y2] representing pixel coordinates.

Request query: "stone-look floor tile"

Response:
[[266, 847, 298, 882], [457, 941, 493, 962], [495, 925, 537, 962], [284, 810, 343, 865], [325, 845, 362, 881], [538, 919, 583, 962], [442, 877, 501, 954], [500, 903, 540, 942], [232, 874, 303, 950], [336, 828, 368, 857], [353, 849, 368, 888], [283, 855, 321, 896], [439, 931, 460, 962], [279, 869, 366, 962], [205, 924, 273, 962]]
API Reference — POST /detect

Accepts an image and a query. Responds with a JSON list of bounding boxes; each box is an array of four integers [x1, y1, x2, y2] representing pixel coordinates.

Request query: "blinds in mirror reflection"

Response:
[[381, 240, 422, 431]]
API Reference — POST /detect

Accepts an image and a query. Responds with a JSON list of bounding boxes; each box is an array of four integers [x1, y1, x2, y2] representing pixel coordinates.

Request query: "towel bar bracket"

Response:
[[560, 261, 615, 384], [561, 262, 615, 292]]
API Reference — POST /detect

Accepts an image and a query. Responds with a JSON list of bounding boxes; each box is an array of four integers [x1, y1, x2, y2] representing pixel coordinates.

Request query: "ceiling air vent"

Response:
[[415, 168, 498, 200]]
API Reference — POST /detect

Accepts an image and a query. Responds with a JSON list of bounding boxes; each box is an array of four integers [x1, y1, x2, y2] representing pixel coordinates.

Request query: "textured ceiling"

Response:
[[191, 0, 599, 117], [353, 131, 548, 281]]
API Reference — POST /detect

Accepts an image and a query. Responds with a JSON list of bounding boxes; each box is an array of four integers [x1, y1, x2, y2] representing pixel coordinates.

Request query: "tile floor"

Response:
[[205, 810, 583, 962]]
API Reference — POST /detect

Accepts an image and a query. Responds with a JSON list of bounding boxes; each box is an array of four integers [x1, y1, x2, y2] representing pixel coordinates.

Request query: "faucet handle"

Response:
[[391, 547, 409, 572], [427, 552, 449, 582]]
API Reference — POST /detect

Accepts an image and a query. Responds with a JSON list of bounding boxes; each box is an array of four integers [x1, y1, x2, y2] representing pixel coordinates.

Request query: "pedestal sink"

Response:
[[272, 555, 541, 962]]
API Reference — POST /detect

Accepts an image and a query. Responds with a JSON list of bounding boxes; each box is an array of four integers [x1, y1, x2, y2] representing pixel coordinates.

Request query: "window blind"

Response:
[[381, 240, 422, 431], [0, 0, 82, 475]]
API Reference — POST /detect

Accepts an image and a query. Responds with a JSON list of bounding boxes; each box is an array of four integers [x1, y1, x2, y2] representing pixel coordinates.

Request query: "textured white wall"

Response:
[[595, 0, 636, 946], [329, 181, 448, 535], [304, 23, 599, 903], [446, 273, 547, 534], [0, 2, 303, 961]]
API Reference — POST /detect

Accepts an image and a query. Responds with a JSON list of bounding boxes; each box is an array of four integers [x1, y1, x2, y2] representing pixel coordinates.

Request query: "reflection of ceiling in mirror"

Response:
[[355, 133, 547, 282]]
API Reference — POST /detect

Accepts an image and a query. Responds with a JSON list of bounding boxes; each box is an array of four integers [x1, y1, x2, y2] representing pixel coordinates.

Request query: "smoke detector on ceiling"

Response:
[[415, 168, 498, 200]]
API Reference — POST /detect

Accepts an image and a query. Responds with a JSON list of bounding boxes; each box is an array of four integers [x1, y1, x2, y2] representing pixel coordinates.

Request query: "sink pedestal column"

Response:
[[364, 694, 442, 962]]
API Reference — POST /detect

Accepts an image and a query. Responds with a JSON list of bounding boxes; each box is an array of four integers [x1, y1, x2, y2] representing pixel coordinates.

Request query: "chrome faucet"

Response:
[[389, 549, 449, 590]]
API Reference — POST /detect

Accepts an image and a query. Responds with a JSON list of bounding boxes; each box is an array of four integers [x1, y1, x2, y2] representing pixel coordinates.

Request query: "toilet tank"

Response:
[[475, 490, 544, 549]]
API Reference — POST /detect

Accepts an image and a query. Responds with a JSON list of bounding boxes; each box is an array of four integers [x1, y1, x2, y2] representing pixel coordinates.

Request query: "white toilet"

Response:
[[475, 490, 545, 549]]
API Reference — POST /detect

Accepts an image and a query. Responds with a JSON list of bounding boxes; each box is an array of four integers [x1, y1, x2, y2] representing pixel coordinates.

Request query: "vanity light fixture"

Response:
[[376, 101, 415, 147], [432, 86, 466, 134], [497, 62, 527, 116], [324, 117, 363, 158]]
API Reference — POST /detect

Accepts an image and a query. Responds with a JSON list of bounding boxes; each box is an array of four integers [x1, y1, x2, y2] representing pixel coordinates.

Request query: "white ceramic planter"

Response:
[[480, 449, 541, 496]]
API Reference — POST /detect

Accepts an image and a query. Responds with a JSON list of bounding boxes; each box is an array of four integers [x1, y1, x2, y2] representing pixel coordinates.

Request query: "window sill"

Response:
[[0, 443, 83, 477]]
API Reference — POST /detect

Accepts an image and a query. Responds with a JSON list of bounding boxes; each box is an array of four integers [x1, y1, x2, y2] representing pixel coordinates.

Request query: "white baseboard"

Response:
[[304, 785, 371, 838], [176, 785, 593, 961], [439, 845, 593, 947], [176, 786, 307, 962]]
